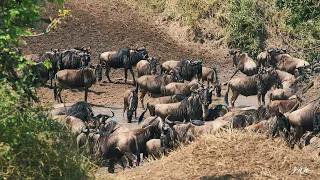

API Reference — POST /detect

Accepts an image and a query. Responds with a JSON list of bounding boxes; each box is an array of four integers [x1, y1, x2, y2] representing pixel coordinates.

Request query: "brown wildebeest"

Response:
[[163, 80, 199, 96], [123, 86, 138, 123], [136, 57, 160, 77], [160, 59, 203, 81], [272, 98, 320, 148], [228, 49, 258, 80], [266, 98, 301, 117], [224, 68, 280, 108], [54, 65, 102, 103], [202, 66, 222, 97], [139, 86, 214, 122], [99, 47, 148, 84], [54, 115, 88, 134], [256, 50, 268, 68], [146, 94, 187, 116], [136, 70, 183, 108], [267, 48, 311, 76]]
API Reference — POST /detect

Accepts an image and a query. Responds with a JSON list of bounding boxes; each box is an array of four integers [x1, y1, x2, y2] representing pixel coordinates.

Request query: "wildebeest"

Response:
[[99, 47, 148, 84], [228, 49, 258, 80], [160, 59, 203, 81], [54, 65, 102, 103], [94, 124, 161, 172], [136, 57, 160, 77], [267, 48, 311, 76], [93, 132, 140, 173], [272, 98, 320, 147], [140, 86, 214, 122], [146, 94, 187, 116], [123, 86, 139, 123], [266, 98, 301, 117], [58, 50, 91, 70], [205, 104, 230, 121], [136, 70, 183, 108], [224, 68, 280, 108], [202, 66, 221, 96], [54, 115, 88, 134], [163, 80, 199, 96]]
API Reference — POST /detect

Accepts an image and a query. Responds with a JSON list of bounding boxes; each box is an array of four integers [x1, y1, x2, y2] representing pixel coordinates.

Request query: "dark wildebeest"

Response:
[[272, 98, 320, 148], [58, 50, 91, 70], [228, 49, 258, 80], [123, 86, 139, 123], [146, 94, 187, 116], [136, 70, 183, 108], [136, 57, 160, 77], [205, 104, 230, 121], [160, 59, 203, 81], [224, 68, 280, 108], [54, 65, 102, 103], [99, 47, 148, 84], [139, 86, 214, 122], [94, 124, 161, 173], [267, 48, 311, 76], [202, 67, 221, 97]]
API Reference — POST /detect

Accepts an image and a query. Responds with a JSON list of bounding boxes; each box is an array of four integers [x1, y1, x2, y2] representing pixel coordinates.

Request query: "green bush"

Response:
[[0, 0, 95, 179], [0, 84, 95, 179], [227, 0, 268, 57]]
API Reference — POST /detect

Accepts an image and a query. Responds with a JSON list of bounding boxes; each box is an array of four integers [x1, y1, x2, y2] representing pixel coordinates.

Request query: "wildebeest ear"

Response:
[[208, 85, 215, 93]]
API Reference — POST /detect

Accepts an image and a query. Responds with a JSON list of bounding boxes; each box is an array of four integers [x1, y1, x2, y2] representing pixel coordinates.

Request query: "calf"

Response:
[[136, 57, 160, 77]]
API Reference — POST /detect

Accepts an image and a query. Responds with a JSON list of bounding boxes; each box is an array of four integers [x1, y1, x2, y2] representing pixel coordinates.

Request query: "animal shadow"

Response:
[[201, 173, 250, 180]]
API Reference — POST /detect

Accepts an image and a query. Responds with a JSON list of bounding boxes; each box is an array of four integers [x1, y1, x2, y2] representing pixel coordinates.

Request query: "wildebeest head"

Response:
[[136, 47, 149, 59], [268, 110, 291, 140], [189, 59, 203, 79], [229, 49, 241, 67], [192, 86, 214, 120], [147, 57, 160, 75], [90, 111, 115, 131], [165, 70, 184, 83], [90, 64, 103, 82], [214, 83, 222, 97]]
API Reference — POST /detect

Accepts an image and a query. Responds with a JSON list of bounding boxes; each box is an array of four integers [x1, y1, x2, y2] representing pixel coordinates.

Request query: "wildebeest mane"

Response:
[[67, 101, 93, 122]]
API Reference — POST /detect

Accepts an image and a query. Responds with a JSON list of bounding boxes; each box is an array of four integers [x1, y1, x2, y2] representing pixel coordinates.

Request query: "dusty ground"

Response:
[[100, 131, 320, 180], [23, 0, 320, 179]]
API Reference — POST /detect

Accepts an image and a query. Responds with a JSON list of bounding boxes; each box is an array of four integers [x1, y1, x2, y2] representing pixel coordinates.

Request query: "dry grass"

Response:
[[99, 130, 320, 180]]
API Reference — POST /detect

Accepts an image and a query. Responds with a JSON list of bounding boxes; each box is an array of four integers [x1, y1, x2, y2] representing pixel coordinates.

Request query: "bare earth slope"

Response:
[[102, 131, 320, 180]]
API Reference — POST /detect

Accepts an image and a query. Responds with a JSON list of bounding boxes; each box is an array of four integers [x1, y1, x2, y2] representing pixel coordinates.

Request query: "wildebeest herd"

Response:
[[24, 46, 319, 173]]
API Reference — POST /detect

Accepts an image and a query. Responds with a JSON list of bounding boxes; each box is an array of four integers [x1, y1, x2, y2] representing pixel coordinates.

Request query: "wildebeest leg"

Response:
[[123, 101, 127, 117], [58, 88, 63, 103], [295, 127, 305, 149], [123, 151, 138, 167], [124, 68, 128, 84], [257, 93, 262, 106], [261, 94, 266, 105], [230, 92, 239, 108], [84, 87, 88, 102], [129, 68, 136, 85], [105, 66, 112, 82], [140, 90, 147, 108], [108, 159, 115, 173]]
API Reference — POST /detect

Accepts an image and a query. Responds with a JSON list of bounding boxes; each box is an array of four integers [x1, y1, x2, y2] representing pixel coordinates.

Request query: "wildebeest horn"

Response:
[[107, 111, 115, 118]]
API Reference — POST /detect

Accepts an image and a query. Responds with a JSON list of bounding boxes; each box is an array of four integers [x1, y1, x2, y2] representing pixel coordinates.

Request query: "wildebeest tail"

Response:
[[224, 83, 230, 106], [54, 81, 57, 101], [138, 102, 149, 124], [135, 82, 139, 94]]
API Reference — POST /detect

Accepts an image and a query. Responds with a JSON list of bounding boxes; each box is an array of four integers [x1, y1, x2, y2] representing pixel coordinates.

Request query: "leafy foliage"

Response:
[[227, 0, 268, 57], [0, 0, 93, 179]]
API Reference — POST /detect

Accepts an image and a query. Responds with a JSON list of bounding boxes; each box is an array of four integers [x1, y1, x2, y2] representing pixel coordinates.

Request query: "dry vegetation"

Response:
[[99, 130, 320, 180]]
